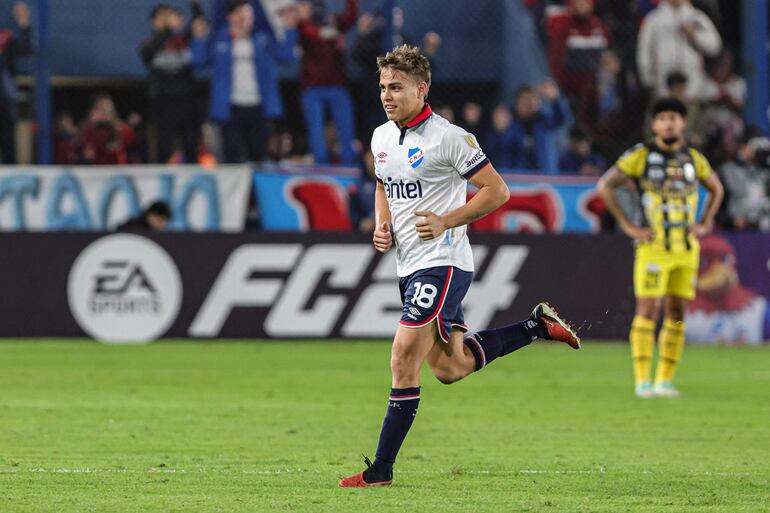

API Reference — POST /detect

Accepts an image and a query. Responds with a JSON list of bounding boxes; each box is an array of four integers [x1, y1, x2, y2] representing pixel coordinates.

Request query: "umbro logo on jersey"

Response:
[[377, 151, 388, 164], [408, 147, 425, 169]]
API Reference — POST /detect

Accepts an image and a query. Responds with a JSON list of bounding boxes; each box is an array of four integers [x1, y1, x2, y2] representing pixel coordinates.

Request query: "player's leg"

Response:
[[653, 257, 695, 396], [631, 250, 667, 397], [630, 297, 662, 397], [339, 324, 434, 487], [652, 294, 686, 397], [653, 254, 697, 396], [425, 325, 475, 384], [426, 303, 580, 384]]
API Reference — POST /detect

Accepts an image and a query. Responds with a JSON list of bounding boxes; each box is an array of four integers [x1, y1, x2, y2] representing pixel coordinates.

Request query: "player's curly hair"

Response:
[[377, 45, 432, 88]]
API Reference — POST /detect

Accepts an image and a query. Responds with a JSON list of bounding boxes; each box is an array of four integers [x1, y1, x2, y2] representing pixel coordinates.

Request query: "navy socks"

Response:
[[463, 320, 546, 371], [374, 387, 420, 472]]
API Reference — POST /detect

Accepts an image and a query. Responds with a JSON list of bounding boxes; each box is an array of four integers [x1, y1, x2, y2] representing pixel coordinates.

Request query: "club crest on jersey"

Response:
[[408, 148, 425, 169]]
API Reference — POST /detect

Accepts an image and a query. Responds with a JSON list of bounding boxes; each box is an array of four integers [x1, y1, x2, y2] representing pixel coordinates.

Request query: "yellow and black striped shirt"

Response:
[[615, 142, 713, 253]]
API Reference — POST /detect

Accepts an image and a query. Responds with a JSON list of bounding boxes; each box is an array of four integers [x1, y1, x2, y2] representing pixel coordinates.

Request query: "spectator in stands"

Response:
[[637, 0, 721, 24], [117, 201, 172, 231], [548, 0, 611, 130], [523, 0, 551, 48], [348, 150, 377, 233], [592, 47, 643, 158], [719, 130, 770, 231], [702, 49, 746, 163], [351, 11, 386, 145], [54, 112, 78, 165], [559, 125, 606, 175], [460, 102, 486, 136], [297, 0, 358, 165], [637, 0, 721, 100], [509, 81, 568, 174], [0, 1, 30, 164], [351, 8, 442, 143], [76, 94, 140, 165], [266, 130, 293, 162], [485, 104, 517, 170], [664, 71, 705, 147], [140, 4, 199, 164], [435, 104, 455, 124], [191, 0, 298, 163], [596, 49, 621, 118], [594, 0, 637, 67]]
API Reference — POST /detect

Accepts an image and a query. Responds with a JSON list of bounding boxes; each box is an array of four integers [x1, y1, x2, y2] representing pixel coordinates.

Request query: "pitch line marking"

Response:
[[0, 468, 760, 477]]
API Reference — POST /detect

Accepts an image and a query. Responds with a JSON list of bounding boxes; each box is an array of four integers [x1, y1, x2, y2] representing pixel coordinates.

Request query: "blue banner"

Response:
[[0, 165, 252, 232], [253, 169, 606, 233]]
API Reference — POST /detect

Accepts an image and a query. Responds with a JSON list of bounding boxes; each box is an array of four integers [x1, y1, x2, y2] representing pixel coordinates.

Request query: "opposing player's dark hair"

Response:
[[650, 97, 688, 118]]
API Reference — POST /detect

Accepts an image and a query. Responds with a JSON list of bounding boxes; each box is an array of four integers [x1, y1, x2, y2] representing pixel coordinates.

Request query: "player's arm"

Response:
[[597, 166, 655, 242], [415, 163, 509, 241], [373, 180, 393, 252], [691, 172, 724, 238]]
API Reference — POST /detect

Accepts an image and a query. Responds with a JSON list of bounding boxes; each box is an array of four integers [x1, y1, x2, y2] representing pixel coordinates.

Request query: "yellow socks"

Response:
[[630, 316, 655, 385], [655, 319, 685, 384]]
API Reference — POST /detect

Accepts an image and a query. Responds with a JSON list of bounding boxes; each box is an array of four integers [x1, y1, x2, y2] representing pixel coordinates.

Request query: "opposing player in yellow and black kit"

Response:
[[598, 98, 723, 398]]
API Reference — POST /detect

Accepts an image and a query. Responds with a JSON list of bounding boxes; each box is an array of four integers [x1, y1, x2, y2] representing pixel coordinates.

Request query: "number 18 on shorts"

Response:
[[398, 266, 473, 343]]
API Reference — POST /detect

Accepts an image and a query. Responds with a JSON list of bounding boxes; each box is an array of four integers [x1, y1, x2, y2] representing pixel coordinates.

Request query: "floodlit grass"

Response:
[[0, 340, 768, 512]]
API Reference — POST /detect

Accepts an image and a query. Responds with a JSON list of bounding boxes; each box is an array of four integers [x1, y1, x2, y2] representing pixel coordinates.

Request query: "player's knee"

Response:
[[665, 305, 685, 322], [635, 303, 660, 322], [390, 350, 420, 382]]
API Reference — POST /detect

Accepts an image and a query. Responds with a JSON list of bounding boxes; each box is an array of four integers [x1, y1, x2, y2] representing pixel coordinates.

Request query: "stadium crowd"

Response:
[[0, 0, 768, 231]]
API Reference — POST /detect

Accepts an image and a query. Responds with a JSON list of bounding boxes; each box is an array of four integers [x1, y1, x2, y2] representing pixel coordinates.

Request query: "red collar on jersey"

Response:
[[405, 103, 433, 128]]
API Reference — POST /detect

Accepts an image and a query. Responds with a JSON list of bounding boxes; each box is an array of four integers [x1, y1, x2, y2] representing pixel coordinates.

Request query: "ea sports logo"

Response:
[[67, 234, 182, 344]]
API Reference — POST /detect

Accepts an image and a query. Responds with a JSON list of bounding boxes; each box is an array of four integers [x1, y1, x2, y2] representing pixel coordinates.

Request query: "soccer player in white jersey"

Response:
[[339, 45, 581, 488]]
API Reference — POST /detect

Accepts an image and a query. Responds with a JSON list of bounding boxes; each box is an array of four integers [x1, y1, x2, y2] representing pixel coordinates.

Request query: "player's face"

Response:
[[379, 68, 427, 125], [651, 111, 686, 144]]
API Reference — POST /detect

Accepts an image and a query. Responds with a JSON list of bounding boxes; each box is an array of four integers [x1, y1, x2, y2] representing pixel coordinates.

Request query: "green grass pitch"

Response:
[[1, 340, 768, 512]]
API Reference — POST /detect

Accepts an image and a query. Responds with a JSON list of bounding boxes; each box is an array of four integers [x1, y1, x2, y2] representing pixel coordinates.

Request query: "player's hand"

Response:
[[689, 221, 713, 238], [414, 210, 447, 241], [621, 222, 655, 243], [373, 221, 393, 253]]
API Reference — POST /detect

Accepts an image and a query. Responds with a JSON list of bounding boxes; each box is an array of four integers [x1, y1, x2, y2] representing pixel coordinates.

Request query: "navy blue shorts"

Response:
[[398, 266, 473, 343]]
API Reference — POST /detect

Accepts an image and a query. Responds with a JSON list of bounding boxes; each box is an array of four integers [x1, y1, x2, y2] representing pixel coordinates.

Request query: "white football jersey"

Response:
[[371, 105, 491, 277]]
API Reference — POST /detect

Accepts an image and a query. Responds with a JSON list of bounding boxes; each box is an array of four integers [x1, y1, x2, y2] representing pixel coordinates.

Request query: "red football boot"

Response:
[[338, 457, 393, 487], [531, 302, 581, 349]]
